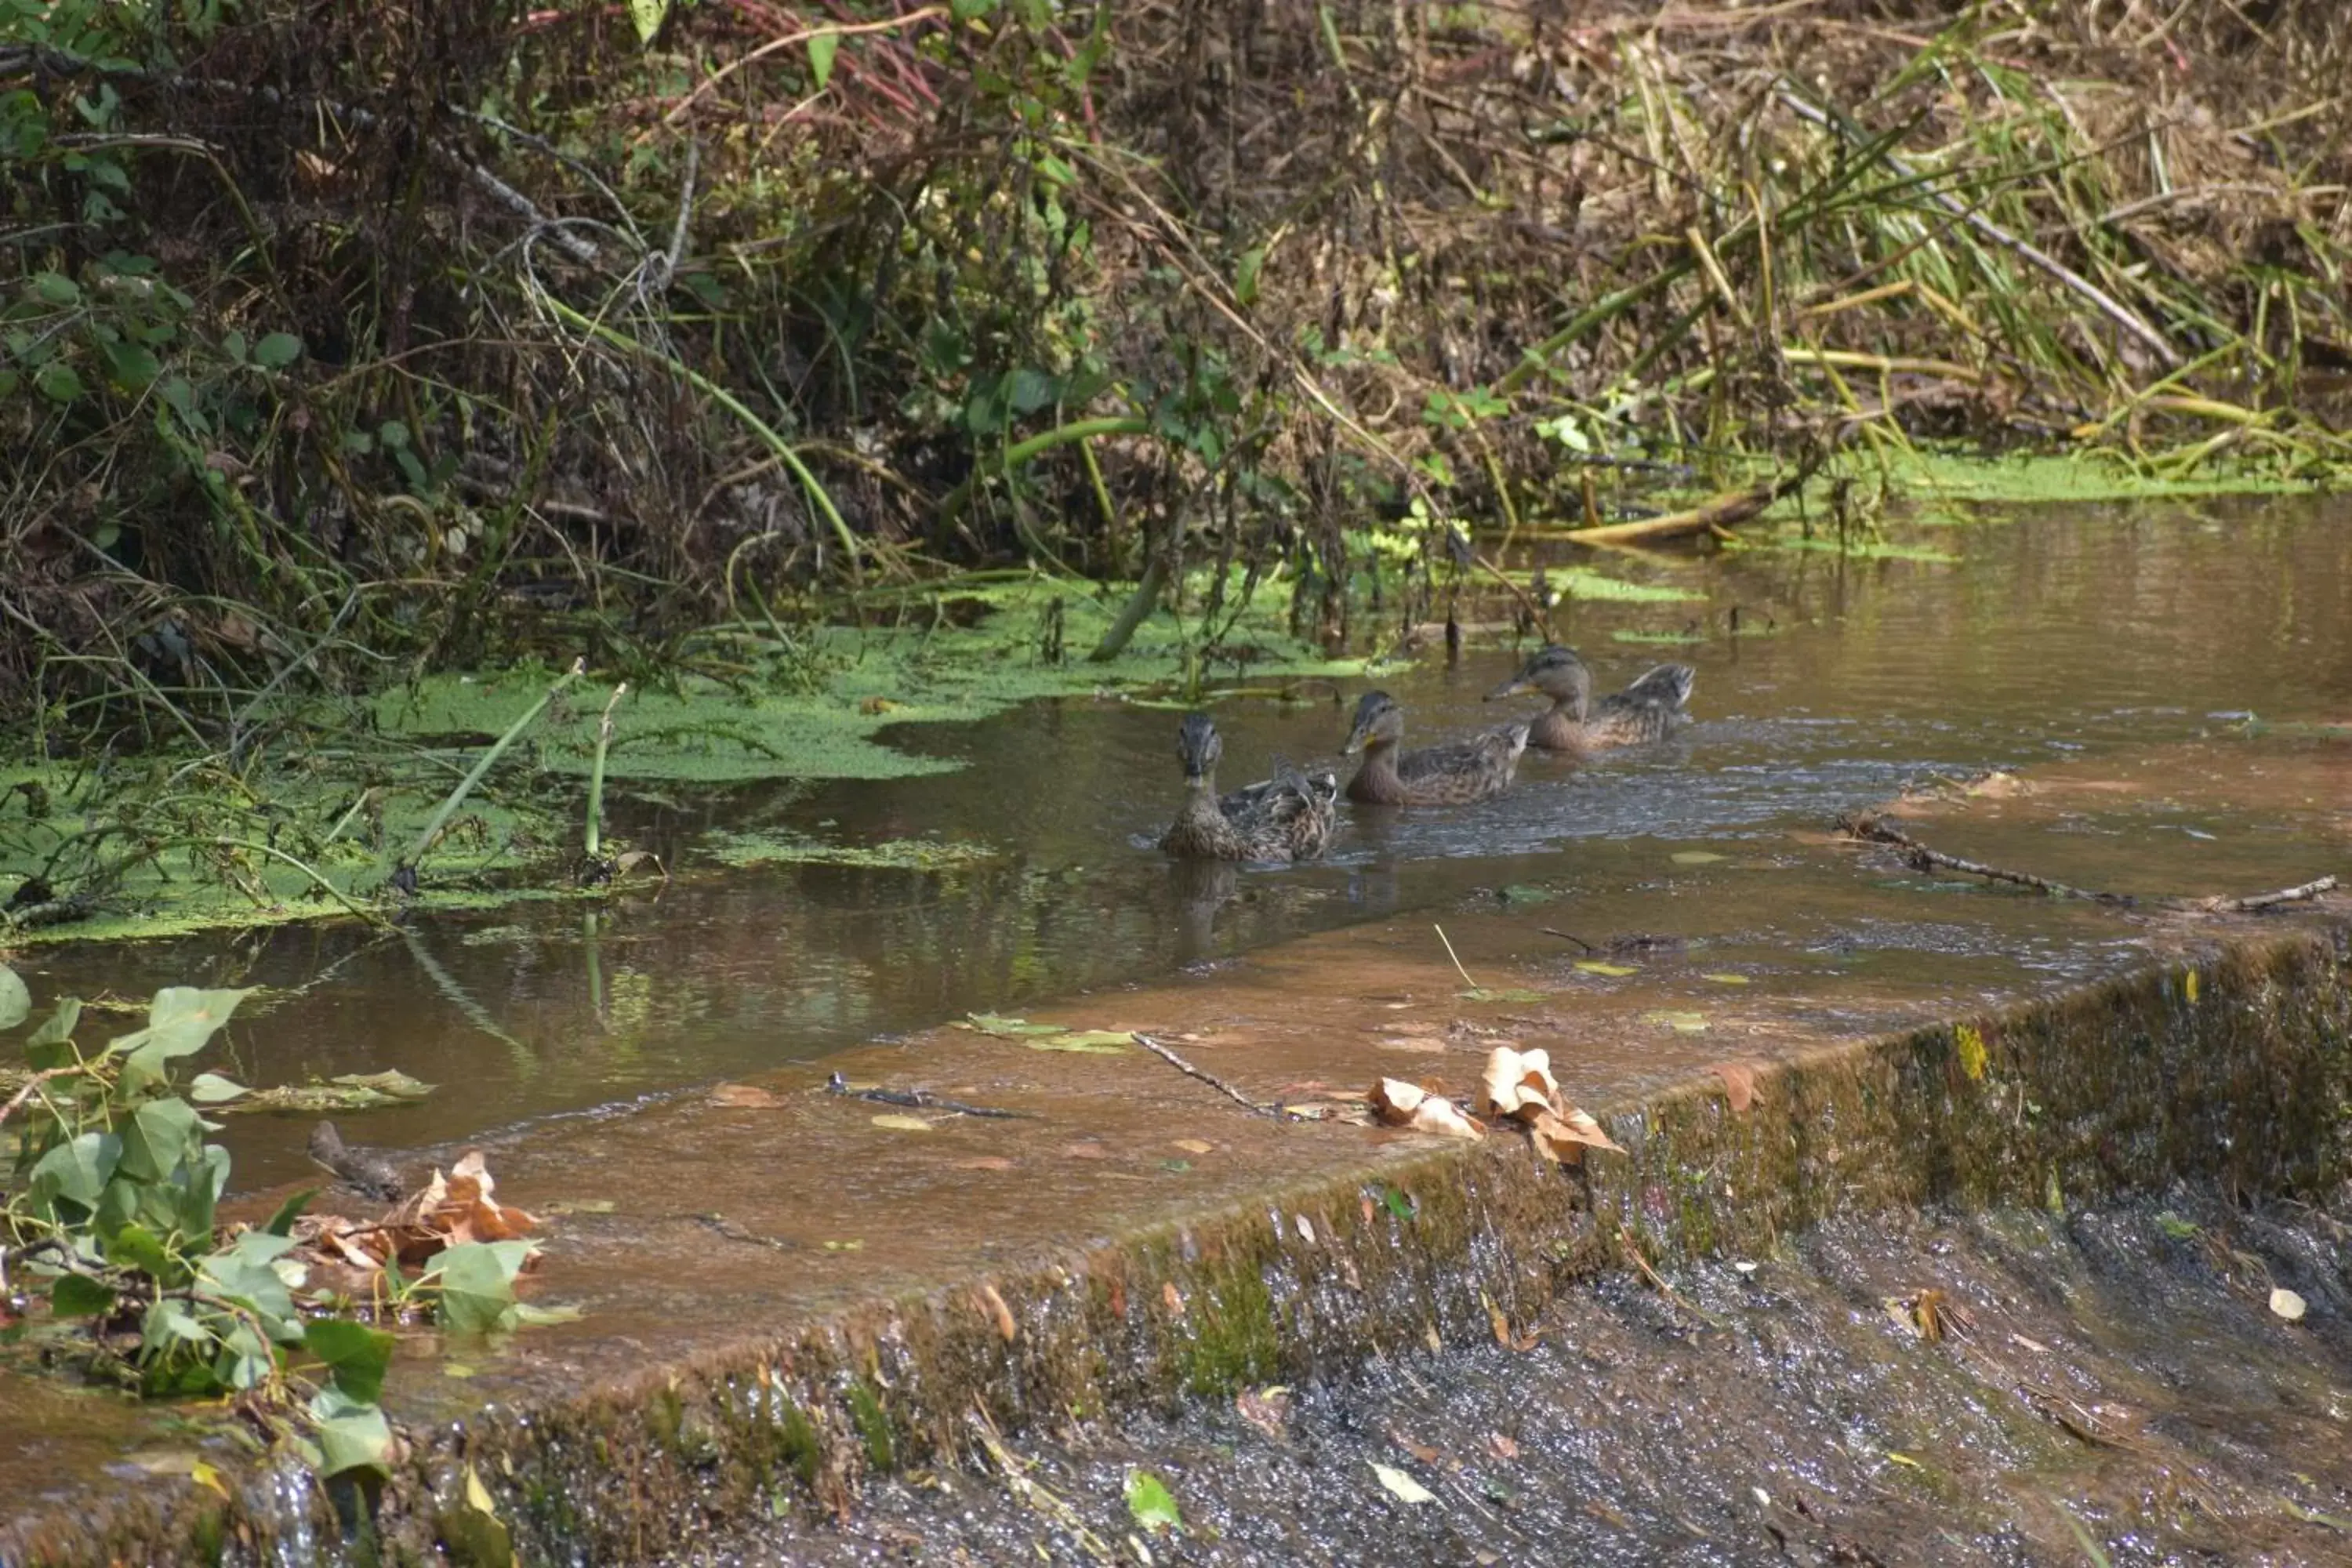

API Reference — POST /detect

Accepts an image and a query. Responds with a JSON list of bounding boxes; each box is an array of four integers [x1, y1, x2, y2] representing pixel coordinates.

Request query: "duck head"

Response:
[[1341, 691, 1405, 754], [1175, 711, 1223, 782], [1485, 644, 1593, 713]]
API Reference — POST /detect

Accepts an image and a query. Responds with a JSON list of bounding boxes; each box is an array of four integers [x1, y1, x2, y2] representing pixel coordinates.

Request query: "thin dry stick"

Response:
[[1840, 813, 2339, 913], [1840, 811, 2129, 902], [1131, 1033, 1279, 1119], [0, 1066, 81, 1132]]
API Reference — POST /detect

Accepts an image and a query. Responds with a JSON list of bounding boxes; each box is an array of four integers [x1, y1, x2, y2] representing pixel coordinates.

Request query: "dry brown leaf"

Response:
[[975, 1283, 1018, 1342], [1062, 1141, 1109, 1160], [1529, 1105, 1623, 1163], [953, 1156, 1017, 1171], [710, 1083, 783, 1109], [1709, 1062, 1763, 1114], [1484, 1432, 1520, 1461], [1388, 1426, 1443, 1465], [1171, 1138, 1214, 1155], [1236, 1386, 1292, 1441], [1370, 1079, 1484, 1140], [1479, 1046, 1560, 1121], [1162, 1281, 1185, 1319]]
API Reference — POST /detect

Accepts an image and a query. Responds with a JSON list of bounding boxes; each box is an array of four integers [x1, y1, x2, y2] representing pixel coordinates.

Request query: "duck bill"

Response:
[[1483, 674, 1534, 702], [1340, 721, 1373, 756]]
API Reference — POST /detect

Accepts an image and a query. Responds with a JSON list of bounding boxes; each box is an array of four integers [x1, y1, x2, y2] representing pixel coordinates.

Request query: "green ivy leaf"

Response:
[[119, 1096, 202, 1183], [304, 1318, 394, 1404], [31, 1131, 122, 1212], [0, 961, 28, 1029], [114, 985, 254, 1080], [100, 338, 159, 391], [309, 1387, 394, 1479], [103, 1221, 180, 1285], [251, 332, 302, 369], [186, 1073, 249, 1104], [626, 0, 670, 44], [426, 1240, 538, 1334], [50, 1273, 118, 1318], [807, 31, 838, 89], [197, 1229, 299, 1338], [27, 996, 82, 1066], [31, 270, 79, 305], [33, 361, 83, 403], [1125, 1470, 1181, 1534]]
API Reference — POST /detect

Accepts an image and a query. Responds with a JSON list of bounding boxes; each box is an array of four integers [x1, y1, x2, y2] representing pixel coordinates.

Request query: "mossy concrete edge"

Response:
[[5, 924, 2347, 1566]]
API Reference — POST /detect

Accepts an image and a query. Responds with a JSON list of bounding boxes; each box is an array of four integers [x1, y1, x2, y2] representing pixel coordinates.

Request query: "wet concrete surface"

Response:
[[666, 1186, 2352, 1567]]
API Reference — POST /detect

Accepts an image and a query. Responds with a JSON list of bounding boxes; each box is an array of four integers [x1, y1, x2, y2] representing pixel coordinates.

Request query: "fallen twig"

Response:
[[1131, 1033, 1280, 1119], [1839, 813, 2339, 914], [825, 1072, 1026, 1120], [2181, 877, 2339, 914], [1839, 811, 2130, 903]]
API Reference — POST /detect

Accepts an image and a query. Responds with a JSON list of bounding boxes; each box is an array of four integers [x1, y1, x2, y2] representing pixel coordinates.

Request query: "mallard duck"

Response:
[[1341, 691, 1528, 806], [1158, 712, 1338, 862], [1483, 645, 1693, 753]]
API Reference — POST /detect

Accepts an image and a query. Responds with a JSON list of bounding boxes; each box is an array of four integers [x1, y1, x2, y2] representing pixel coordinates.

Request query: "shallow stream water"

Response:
[[9, 496, 2350, 1192]]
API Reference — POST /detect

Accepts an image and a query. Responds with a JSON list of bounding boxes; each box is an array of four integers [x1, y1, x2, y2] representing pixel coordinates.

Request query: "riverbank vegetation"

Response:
[[3, 0, 2350, 931]]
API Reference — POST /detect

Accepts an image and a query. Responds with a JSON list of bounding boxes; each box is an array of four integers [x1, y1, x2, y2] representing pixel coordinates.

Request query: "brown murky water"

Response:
[[7, 495, 2349, 1197]]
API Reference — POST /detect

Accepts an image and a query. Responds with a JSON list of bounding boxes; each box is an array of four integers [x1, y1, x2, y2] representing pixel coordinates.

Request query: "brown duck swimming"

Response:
[[1483, 644, 1694, 753], [1341, 691, 1527, 807], [1158, 712, 1338, 863]]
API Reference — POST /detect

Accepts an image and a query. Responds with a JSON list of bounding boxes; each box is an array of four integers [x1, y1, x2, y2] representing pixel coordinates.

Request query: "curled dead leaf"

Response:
[[1708, 1062, 1763, 1114], [1171, 1138, 1214, 1156], [975, 1283, 1018, 1342], [1369, 1078, 1483, 1140], [1528, 1104, 1623, 1163], [1479, 1046, 1561, 1121]]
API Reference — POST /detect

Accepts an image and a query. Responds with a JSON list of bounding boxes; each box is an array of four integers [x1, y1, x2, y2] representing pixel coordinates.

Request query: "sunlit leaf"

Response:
[[1125, 1470, 1181, 1534], [1368, 1080, 1483, 1140], [1026, 1029, 1132, 1053], [1671, 851, 1726, 865], [114, 985, 255, 1078], [1370, 1461, 1437, 1505], [1459, 987, 1545, 1004], [626, 0, 670, 44], [1955, 1022, 1987, 1080], [1645, 1010, 1709, 1033], [2271, 1287, 2307, 1323], [964, 1012, 1069, 1036], [186, 1072, 249, 1104], [1574, 960, 1639, 978], [1701, 972, 1751, 985], [806, 31, 838, 89], [870, 1113, 935, 1132]]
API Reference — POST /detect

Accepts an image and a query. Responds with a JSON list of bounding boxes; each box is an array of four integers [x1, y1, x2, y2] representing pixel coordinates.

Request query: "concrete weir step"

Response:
[[2, 838, 2349, 1562]]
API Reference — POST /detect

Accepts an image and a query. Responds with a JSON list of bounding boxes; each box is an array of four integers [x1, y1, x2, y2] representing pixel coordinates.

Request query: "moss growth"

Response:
[[1178, 1257, 1283, 1396], [376, 574, 1369, 786], [845, 1381, 893, 1471], [704, 829, 1000, 872]]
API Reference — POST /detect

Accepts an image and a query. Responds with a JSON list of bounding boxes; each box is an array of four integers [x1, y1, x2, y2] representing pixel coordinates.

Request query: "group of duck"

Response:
[[1157, 644, 1697, 863]]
